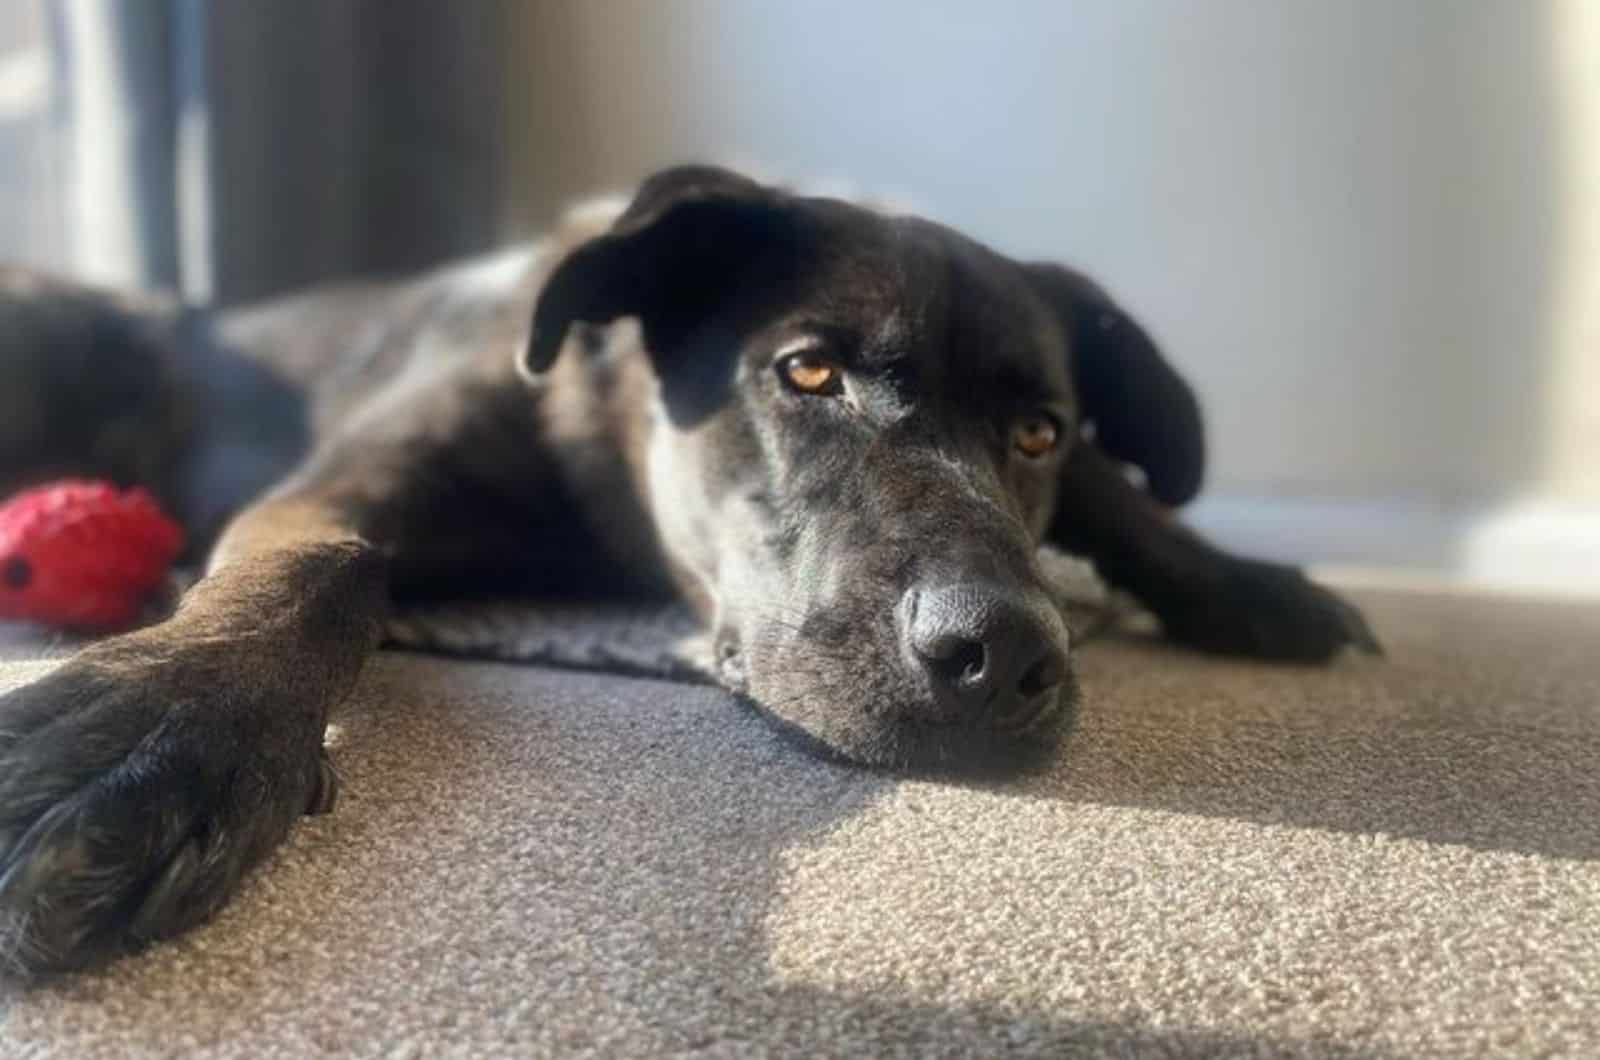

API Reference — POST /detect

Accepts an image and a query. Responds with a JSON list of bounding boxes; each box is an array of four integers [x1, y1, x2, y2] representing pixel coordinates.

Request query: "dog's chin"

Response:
[[740, 671, 1080, 779]]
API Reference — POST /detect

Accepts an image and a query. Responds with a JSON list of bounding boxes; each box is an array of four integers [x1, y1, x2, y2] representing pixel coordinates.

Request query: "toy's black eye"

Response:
[[3, 556, 31, 590], [776, 352, 844, 396]]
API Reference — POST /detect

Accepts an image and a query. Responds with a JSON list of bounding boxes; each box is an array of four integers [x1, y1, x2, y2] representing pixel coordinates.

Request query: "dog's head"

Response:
[[523, 166, 1203, 772]]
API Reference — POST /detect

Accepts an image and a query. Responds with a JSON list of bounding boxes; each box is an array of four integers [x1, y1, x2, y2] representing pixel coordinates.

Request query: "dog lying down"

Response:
[[0, 165, 1378, 977]]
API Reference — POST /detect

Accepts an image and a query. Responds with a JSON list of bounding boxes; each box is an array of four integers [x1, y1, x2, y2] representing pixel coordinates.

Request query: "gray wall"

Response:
[[501, 0, 1599, 511]]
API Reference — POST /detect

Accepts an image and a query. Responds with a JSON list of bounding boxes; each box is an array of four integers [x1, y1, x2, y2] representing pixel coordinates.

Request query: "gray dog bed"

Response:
[[380, 548, 1121, 683]]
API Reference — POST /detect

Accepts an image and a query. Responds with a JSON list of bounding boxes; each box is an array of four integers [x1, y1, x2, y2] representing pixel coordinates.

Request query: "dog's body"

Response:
[[0, 167, 1376, 976]]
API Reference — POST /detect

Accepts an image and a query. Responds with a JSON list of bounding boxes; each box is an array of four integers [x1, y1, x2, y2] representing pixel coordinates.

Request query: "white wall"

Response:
[[502, 1, 1599, 581]]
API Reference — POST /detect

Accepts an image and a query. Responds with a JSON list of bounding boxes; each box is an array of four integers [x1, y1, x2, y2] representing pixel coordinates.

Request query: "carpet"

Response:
[[0, 584, 1596, 1058]]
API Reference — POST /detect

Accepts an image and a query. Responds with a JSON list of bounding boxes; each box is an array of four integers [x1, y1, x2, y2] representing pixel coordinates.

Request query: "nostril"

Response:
[[1017, 650, 1065, 699], [903, 583, 1070, 725], [919, 633, 988, 688]]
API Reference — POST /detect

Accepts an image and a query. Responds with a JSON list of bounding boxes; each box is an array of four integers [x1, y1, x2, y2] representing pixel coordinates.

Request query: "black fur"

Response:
[[0, 165, 1378, 977]]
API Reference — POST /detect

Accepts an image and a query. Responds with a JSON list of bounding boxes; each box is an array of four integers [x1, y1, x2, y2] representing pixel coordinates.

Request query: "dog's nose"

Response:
[[902, 583, 1069, 727]]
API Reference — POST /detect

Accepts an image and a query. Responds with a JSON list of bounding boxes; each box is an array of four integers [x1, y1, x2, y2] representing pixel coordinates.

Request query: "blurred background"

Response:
[[2, 0, 1595, 592]]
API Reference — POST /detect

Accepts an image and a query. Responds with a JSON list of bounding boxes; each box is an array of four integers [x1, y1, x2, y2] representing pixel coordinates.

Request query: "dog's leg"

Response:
[[1051, 444, 1380, 661], [0, 427, 467, 975], [0, 493, 386, 976]]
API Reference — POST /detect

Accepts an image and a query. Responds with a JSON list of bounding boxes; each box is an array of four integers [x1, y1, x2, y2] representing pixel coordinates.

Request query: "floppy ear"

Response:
[[521, 165, 787, 376], [1025, 263, 1206, 506]]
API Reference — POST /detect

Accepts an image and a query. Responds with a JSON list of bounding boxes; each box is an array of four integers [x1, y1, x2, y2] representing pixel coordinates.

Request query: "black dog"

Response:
[[0, 166, 1377, 976]]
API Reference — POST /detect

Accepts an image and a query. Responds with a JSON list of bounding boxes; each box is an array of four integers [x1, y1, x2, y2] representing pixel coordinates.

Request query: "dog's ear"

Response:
[[1025, 263, 1205, 506], [521, 165, 787, 376]]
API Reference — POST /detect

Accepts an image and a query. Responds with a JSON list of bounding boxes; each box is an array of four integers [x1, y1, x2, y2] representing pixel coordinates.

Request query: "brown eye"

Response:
[[779, 353, 843, 395], [1013, 413, 1060, 458]]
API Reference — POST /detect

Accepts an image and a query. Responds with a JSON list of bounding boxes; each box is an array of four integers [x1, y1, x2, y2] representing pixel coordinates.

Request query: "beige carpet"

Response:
[[0, 586, 1597, 1058]]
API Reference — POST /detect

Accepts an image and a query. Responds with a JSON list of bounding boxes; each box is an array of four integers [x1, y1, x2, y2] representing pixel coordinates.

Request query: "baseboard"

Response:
[[1185, 495, 1600, 598]]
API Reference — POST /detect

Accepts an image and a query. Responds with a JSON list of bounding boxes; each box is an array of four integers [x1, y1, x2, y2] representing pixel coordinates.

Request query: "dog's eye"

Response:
[[777, 353, 844, 396], [1012, 413, 1060, 458]]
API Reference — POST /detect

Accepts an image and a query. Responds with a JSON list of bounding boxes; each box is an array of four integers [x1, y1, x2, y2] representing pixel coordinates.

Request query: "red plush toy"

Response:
[[0, 480, 185, 632]]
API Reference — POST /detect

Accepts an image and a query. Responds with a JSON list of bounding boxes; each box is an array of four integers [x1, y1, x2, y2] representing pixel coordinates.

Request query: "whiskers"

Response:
[[736, 597, 863, 719]]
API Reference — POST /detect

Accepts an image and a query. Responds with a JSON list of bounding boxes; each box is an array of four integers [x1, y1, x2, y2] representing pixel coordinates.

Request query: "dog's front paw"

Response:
[[1159, 558, 1381, 662], [0, 645, 335, 978]]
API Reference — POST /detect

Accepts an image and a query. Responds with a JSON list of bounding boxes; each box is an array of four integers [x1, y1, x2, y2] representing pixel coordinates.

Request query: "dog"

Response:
[[0, 165, 1378, 976]]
